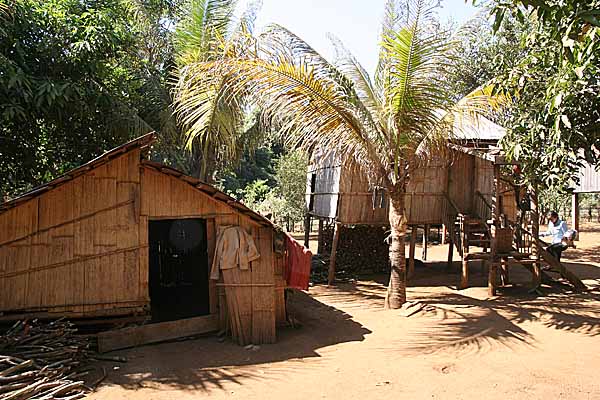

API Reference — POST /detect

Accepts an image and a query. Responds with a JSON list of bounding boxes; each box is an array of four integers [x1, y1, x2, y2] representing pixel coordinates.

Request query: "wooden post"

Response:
[[571, 192, 579, 240], [447, 240, 454, 270], [422, 224, 429, 261], [488, 261, 497, 296], [491, 164, 501, 255], [317, 219, 324, 254], [500, 257, 509, 286], [408, 226, 417, 279], [328, 222, 341, 285], [531, 183, 541, 290], [304, 213, 311, 248], [488, 164, 501, 295], [460, 258, 469, 289], [441, 224, 447, 245]]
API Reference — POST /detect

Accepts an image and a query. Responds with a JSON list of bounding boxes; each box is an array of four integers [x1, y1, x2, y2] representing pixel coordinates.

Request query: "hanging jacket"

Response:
[[210, 225, 260, 280]]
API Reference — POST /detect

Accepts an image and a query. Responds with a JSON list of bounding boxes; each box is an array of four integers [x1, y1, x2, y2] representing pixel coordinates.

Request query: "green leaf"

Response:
[[492, 8, 505, 33]]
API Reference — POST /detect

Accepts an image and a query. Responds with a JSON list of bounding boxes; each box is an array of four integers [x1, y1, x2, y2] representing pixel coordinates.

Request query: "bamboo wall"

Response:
[[0, 151, 283, 344], [140, 167, 277, 343], [334, 159, 448, 225], [308, 147, 517, 228], [471, 158, 518, 222], [575, 160, 600, 193], [404, 159, 448, 225], [306, 154, 341, 219], [447, 152, 475, 214], [336, 164, 389, 225], [0, 150, 144, 318]]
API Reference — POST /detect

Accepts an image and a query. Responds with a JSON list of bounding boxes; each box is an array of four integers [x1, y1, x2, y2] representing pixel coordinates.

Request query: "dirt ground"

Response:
[[90, 223, 600, 400]]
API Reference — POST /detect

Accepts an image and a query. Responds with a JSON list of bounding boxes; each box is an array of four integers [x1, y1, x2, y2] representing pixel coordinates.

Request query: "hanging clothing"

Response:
[[284, 234, 312, 290], [210, 225, 260, 280]]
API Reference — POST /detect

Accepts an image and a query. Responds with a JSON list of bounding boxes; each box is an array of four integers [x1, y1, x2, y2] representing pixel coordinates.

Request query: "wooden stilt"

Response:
[[441, 224, 447, 245], [460, 259, 469, 289], [488, 262, 497, 296], [422, 224, 429, 261], [304, 214, 311, 248], [408, 226, 417, 279], [500, 257, 509, 286], [328, 222, 341, 285], [488, 164, 501, 296], [317, 219, 324, 254], [571, 192, 579, 240], [447, 239, 454, 270], [531, 183, 541, 290]]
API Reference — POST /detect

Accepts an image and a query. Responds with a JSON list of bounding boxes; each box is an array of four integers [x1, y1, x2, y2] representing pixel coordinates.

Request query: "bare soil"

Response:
[[89, 223, 600, 400]]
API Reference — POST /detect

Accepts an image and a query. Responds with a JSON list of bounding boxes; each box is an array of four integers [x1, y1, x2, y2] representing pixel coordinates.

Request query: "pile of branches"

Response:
[[0, 319, 95, 400]]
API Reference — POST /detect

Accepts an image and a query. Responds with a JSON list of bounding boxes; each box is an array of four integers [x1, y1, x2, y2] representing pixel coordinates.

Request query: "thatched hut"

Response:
[[0, 133, 288, 346]]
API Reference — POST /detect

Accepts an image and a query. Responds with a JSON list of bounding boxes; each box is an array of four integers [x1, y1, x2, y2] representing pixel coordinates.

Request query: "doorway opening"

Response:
[[148, 218, 209, 322]]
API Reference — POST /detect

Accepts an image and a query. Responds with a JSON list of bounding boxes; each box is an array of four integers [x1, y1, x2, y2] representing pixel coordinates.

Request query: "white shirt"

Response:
[[542, 219, 568, 244]]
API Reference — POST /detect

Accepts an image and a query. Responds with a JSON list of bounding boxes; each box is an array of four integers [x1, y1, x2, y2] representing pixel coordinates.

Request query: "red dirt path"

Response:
[[89, 223, 600, 400]]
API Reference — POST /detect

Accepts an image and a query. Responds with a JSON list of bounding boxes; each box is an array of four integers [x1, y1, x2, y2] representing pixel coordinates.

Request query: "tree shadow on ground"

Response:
[[390, 283, 600, 357], [94, 291, 371, 393], [317, 262, 600, 358]]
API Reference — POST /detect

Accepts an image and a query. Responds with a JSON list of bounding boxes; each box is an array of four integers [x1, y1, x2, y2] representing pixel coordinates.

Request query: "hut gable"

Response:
[[0, 147, 144, 315]]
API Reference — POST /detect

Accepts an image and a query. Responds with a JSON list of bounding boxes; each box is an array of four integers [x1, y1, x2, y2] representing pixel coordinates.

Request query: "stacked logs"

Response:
[[0, 319, 94, 400], [315, 225, 391, 281]]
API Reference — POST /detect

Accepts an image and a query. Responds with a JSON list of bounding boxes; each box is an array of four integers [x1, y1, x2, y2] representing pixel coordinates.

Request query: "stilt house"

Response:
[[306, 116, 586, 293], [0, 133, 287, 345]]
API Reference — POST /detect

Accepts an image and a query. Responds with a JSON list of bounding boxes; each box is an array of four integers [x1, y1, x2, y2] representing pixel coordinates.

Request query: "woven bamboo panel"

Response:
[[0, 150, 142, 316], [447, 152, 474, 214]]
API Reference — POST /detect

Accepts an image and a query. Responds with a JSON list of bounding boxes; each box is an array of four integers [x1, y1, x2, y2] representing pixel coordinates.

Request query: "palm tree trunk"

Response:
[[385, 190, 408, 309]]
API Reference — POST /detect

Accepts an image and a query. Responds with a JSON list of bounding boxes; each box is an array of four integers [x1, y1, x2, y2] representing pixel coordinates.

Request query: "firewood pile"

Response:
[[315, 225, 391, 280], [0, 319, 95, 400]]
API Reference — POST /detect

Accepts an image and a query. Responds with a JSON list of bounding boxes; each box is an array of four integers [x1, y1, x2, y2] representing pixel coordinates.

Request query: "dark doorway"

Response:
[[148, 219, 209, 322]]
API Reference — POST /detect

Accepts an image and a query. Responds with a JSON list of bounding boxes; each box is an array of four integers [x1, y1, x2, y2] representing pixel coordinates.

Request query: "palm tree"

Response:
[[174, 0, 503, 308], [173, 0, 262, 182]]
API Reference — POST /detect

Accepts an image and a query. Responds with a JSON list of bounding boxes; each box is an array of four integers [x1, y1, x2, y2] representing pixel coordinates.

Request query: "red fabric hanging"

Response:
[[284, 234, 312, 290]]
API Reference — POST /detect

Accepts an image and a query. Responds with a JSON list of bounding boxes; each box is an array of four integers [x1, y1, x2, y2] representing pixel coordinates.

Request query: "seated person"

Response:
[[540, 211, 569, 261]]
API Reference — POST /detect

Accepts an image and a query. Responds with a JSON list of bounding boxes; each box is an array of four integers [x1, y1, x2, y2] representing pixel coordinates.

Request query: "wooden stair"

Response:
[[538, 247, 587, 291]]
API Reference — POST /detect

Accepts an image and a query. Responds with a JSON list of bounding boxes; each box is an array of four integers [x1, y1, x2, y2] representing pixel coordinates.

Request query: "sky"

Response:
[[253, 0, 481, 75]]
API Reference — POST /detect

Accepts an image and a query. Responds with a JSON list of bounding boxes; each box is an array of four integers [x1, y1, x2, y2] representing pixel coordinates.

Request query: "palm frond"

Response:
[[181, 50, 388, 182], [175, 0, 238, 64], [376, 0, 458, 178], [328, 33, 386, 132]]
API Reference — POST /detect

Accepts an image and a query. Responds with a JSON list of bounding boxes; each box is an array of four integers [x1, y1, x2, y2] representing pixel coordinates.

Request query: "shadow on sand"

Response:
[[95, 292, 371, 393]]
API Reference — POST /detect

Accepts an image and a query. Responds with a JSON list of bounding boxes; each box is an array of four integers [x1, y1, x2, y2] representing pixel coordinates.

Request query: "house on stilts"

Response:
[[0, 133, 298, 348], [305, 116, 586, 294]]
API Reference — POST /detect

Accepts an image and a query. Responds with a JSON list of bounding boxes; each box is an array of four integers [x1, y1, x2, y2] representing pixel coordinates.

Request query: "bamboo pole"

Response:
[[328, 223, 341, 285], [441, 224, 447, 244], [421, 224, 429, 261], [303, 214, 311, 248], [408, 226, 417, 279], [531, 183, 541, 290], [447, 239, 454, 270], [571, 192, 579, 240], [317, 219, 324, 254]]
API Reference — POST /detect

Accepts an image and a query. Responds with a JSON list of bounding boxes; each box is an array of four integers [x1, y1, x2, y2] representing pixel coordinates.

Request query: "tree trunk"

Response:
[[385, 191, 408, 309]]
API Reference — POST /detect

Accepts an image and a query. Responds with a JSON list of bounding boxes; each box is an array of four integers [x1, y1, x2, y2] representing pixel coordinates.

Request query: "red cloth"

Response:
[[284, 234, 312, 290]]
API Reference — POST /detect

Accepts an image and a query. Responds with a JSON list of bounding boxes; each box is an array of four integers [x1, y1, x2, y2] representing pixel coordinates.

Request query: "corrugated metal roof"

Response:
[[574, 161, 600, 193], [451, 114, 506, 140]]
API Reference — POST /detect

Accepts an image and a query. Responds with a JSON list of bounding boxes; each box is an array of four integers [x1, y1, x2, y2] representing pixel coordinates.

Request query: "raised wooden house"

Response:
[[306, 116, 586, 293], [0, 133, 287, 346]]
